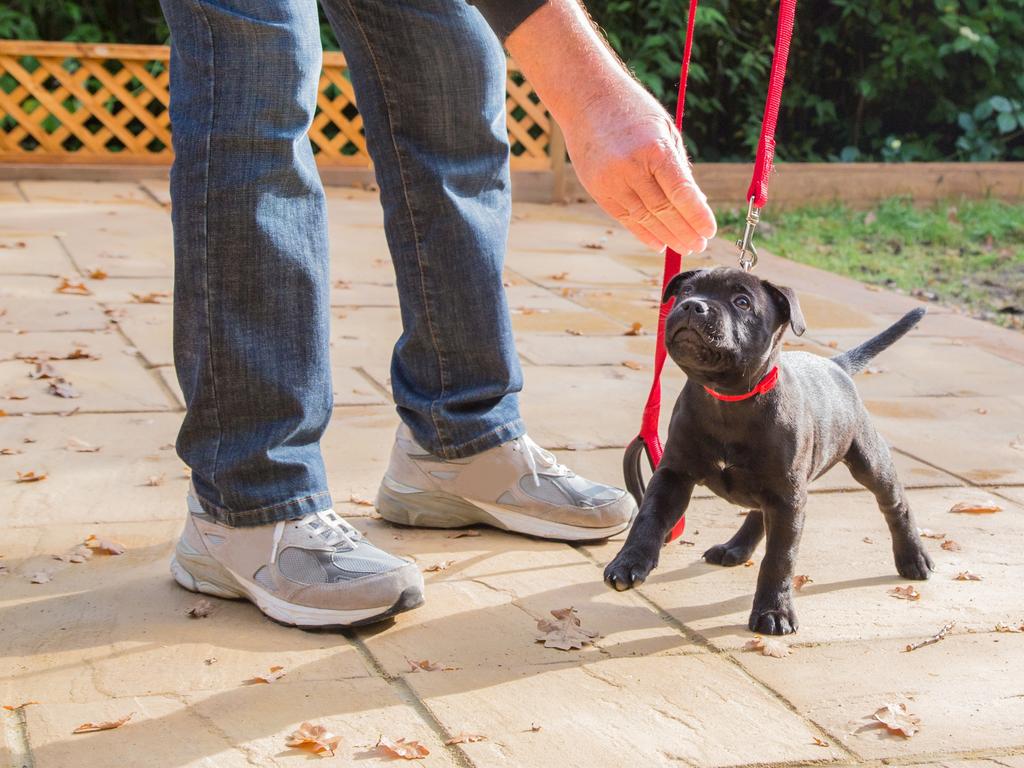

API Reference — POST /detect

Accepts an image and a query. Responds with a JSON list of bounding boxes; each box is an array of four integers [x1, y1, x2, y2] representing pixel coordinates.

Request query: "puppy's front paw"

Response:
[[703, 542, 754, 567], [748, 594, 798, 636], [895, 544, 934, 581], [604, 546, 658, 592]]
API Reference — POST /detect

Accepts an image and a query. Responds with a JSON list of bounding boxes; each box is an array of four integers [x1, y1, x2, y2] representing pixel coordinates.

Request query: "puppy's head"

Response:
[[662, 267, 805, 390]]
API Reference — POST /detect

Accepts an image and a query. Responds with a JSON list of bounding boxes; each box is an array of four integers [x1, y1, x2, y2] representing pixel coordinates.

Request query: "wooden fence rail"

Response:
[[0, 40, 553, 171]]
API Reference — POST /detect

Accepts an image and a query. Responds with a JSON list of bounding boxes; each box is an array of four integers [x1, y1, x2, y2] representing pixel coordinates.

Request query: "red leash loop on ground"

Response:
[[626, 0, 796, 544]]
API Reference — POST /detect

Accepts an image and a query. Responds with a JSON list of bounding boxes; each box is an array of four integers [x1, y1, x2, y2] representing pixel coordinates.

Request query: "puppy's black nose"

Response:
[[679, 299, 709, 315]]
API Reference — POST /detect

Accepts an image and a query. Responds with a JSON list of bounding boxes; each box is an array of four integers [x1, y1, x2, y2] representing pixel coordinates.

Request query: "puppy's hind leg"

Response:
[[703, 509, 764, 566], [844, 428, 933, 580]]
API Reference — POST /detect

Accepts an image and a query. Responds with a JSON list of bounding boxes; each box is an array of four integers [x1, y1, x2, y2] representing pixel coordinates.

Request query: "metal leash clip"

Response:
[[736, 197, 760, 272]]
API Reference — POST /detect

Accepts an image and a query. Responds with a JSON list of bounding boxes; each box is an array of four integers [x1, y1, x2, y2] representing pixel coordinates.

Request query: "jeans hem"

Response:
[[437, 417, 526, 460], [193, 489, 333, 527]]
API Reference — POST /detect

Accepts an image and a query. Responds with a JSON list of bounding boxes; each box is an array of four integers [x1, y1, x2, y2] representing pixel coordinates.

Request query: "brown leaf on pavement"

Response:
[[245, 665, 286, 684], [130, 291, 172, 304], [793, 574, 814, 591], [743, 636, 791, 658], [624, 322, 644, 336], [53, 545, 93, 564], [186, 599, 214, 619], [145, 474, 166, 487], [376, 736, 430, 760], [423, 560, 455, 573], [811, 737, 829, 747], [47, 378, 80, 399], [348, 493, 374, 506], [889, 586, 921, 601], [2, 391, 28, 400], [2, 701, 39, 712], [29, 571, 52, 584], [940, 539, 962, 552], [56, 277, 92, 296], [948, 500, 1002, 514], [0, 448, 21, 455], [869, 703, 921, 738], [66, 437, 102, 453], [72, 713, 134, 734], [445, 733, 487, 745], [16, 470, 47, 483], [582, 241, 605, 250], [955, 571, 982, 581], [286, 721, 341, 757], [994, 622, 1024, 633], [917, 528, 946, 539], [84, 535, 126, 555], [565, 328, 583, 336], [87, 268, 108, 280], [28, 362, 58, 380], [621, 360, 644, 370], [550, 272, 569, 280], [535, 607, 600, 651], [406, 658, 457, 673]]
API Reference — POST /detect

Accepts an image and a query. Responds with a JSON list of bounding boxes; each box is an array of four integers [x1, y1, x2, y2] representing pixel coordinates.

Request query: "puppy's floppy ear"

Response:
[[764, 281, 806, 337], [662, 269, 704, 304]]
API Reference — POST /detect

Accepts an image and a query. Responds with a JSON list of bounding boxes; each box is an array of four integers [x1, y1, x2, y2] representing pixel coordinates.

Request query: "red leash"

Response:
[[623, 0, 797, 543]]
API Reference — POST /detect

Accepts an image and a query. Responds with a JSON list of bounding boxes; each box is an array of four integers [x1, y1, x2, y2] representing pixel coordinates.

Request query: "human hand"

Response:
[[562, 82, 717, 254]]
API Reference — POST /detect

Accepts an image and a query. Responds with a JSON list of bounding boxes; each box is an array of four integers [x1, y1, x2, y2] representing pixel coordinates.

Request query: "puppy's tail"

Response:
[[831, 307, 926, 375]]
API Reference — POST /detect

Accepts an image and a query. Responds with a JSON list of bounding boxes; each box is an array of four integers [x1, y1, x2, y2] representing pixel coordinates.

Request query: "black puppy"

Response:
[[604, 266, 933, 635]]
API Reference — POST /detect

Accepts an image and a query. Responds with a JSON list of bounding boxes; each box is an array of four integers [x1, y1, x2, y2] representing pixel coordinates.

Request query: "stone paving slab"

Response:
[[0, 231, 75, 276], [734, 634, 1024, 760], [18, 181, 160, 207], [583, 486, 1024, 648], [0, 276, 110, 333], [405, 655, 845, 768], [350, 519, 695, 676], [0, 331, 174, 415]]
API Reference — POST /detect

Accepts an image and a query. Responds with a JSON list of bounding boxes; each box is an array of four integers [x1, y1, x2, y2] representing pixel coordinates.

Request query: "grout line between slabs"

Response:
[[2, 708, 35, 768], [570, 543, 860, 762], [345, 635, 477, 768]]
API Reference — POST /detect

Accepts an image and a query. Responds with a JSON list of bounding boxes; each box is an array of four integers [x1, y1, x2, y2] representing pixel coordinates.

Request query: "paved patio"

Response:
[[2, 178, 1023, 768]]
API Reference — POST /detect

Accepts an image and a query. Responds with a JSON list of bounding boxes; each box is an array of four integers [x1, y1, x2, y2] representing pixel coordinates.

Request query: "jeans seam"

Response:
[[194, 0, 226, 504], [342, 0, 452, 449]]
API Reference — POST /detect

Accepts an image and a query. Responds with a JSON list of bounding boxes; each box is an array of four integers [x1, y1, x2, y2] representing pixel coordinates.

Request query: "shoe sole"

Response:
[[376, 482, 634, 542], [170, 552, 424, 629]]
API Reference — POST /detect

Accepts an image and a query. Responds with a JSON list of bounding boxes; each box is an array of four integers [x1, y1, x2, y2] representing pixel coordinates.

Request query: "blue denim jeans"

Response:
[[160, 0, 525, 525]]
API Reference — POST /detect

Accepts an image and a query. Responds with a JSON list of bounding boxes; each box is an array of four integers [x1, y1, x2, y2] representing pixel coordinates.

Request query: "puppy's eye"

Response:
[[733, 295, 751, 310], [681, 284, 694, 294]]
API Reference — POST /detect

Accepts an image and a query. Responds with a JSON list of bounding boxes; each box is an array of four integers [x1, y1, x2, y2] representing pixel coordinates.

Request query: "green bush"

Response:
[[3, 0, 1022, 162]]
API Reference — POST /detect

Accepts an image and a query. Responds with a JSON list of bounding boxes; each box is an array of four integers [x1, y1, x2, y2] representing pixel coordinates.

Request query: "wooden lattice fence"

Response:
[[0, 40, 554, 171]]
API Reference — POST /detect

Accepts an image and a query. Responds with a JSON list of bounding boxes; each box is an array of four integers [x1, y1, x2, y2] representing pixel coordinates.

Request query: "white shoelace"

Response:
[[517, 434, 570, 487], [302, 509, 363, 549]]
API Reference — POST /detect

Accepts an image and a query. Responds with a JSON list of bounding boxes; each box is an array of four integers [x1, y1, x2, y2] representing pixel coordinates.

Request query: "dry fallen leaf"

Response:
[[954, 571, 982, 581], [424, 560, 455, 573], [528, 723, 542, 733], [84, 535, 126, 555], [66, 437, 102, 453], [624, 322, 644, 336], [743, 636, 791, 658], [28, 362, 58, 380], [994, 622, 1024, 633], [917, 528, 946, 540], [348, 493, 374, 506], [130, 291, 172, 304], [47, 378, 80, 399], [376, 736, 430, 760], [53, 545, 93, 564], [812, 737, 829, 747], [72, 713, 134, 734], [550, 272, 569, 280], [29, 571, 52, 584], [0, 447, 21, 456], [793, 574, 813, 591], [16, 470, 47, 483], [145, 474, 166, 487], [582, 241, 605, 250], [863, 536, 875, 544], [565, 328, 583, 336], [88, 268, 108, 280], [940, 539, 962, 552], [246, 666, 286, 684], [889, 586, 921, 601], [2, 701, 39, 712], [406, 658, 457, 673], [56, 277, 92, 296], [870, 703, 921, 738], [743, 559, 755, 567], [286, 721, 341, 757], [948, 500, 1002, 515], [535, 607, 600, 651], [445, 733, 486, 745], [621, 360, 644, 370], [186, 599, 214, 618]]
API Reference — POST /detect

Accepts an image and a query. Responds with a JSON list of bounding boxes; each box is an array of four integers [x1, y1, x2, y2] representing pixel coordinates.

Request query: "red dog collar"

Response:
[[704, 366, 779, 402]]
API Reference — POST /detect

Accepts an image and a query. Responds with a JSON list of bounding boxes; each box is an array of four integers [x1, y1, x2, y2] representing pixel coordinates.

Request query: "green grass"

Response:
[[717, 197, 1024, 330]]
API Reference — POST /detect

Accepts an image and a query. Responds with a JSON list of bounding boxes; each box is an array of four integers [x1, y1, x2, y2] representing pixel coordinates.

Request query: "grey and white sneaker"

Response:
[[376, 424, 637, 541], [171, 492, 424, 628]]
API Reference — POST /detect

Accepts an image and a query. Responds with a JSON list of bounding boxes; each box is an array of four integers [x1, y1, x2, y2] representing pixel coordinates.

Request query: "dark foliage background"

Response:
[[3, 0, 1022, 161]]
